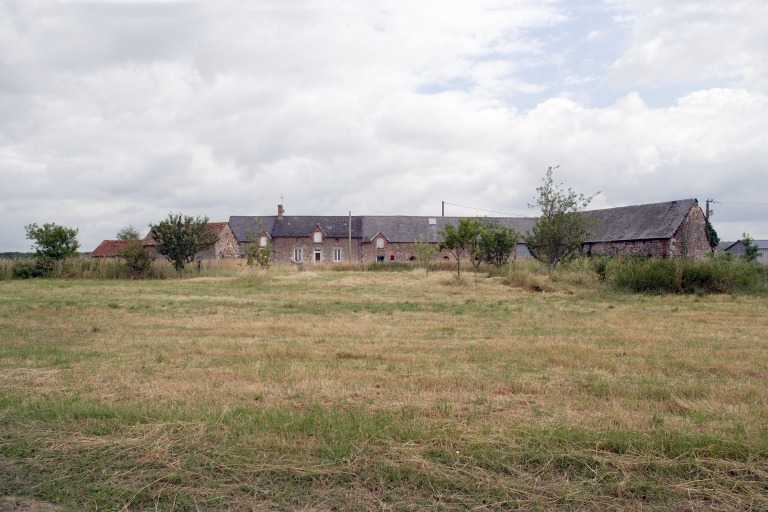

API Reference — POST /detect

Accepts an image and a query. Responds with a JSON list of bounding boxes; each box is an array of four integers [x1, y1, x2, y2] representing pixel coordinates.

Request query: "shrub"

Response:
[[606, 256, 768, 294], [12, 259, 53, 279]]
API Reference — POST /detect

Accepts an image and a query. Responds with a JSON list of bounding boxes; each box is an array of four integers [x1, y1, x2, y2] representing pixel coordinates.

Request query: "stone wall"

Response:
[[670, 203, 710, 259], [585, 239, 670, 258], [270, 237, 362, 265]]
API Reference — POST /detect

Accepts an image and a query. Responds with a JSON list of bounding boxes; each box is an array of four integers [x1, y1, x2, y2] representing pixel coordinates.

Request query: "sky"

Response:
[[1, 0, 767, 252]]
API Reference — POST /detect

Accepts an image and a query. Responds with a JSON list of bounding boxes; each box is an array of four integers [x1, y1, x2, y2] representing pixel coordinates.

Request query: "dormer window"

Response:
[[376, 237, 385, 249], [313, 231, 323, 243], [259, 236, 268, 247]]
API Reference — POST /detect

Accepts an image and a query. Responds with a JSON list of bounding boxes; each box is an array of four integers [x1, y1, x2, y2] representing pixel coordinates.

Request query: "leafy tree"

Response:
[[741, 233, 760, 263], [439, 218, 483, 277], [244, 219, 271, 268], [479, 221, 521, 268], [525, 166, 595, 273], [149, 213, 219, 272], [24, 222, 80, 261], [116, 225, 142, 241], [704, 217, 719, 250], [119, 241, 154, 277], [411, 234, 439, 275]]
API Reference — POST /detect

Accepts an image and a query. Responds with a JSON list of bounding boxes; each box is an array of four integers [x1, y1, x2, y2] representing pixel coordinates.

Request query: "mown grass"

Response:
[[1, 268, 767, 510]]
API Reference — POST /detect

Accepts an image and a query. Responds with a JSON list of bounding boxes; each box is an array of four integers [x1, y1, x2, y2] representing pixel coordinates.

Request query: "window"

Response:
[[376, 237, 385, 249], [259, 236, 268, 247], [376, 255, 385, 262], [313, 231, 323, 243], [389, 255, 395, 261], [294, 248, 302, 261], [333, 248, 342, 262]]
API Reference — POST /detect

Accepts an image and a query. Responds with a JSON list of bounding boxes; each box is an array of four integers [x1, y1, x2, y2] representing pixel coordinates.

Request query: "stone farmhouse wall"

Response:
[[265, 237, 463, 265], [584, 239, 671, 258], [195, 224, 240, 259], [270, 237, 363, 265], [670, 202, 710, 259]]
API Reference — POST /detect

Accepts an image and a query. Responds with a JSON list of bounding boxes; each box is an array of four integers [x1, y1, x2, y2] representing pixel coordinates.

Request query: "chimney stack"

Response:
[[277, 204, 284, 219]]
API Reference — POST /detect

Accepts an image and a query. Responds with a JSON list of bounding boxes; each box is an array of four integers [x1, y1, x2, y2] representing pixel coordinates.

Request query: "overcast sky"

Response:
[[2, 0, 767, 252]]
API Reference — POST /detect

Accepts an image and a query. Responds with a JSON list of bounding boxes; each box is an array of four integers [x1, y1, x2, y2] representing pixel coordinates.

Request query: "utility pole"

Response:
[[705, 198, 717, 219], [441, 201, 444, 217]]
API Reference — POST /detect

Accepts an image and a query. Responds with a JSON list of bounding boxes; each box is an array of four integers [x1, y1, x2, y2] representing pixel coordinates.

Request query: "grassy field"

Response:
[[1, 267, 767, 511]]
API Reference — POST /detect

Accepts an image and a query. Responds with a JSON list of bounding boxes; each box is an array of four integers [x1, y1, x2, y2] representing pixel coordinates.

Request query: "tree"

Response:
[[116, 225, 142, 241], [479, 221, 521, 268], [244, 219, 271, 268], [149, 213, 219, 271], [411, 234, 439, 275], [25, 222, 80, 261], [119, 241, 154, 277], [525, 166, 596, 273], [439, 218, 483, 277], [741, 233, 760, 263], [704, 217, 719, 250]]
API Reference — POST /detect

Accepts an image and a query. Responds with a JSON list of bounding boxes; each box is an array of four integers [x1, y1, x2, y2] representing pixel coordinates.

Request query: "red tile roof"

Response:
[[91, 240, 133, 257]]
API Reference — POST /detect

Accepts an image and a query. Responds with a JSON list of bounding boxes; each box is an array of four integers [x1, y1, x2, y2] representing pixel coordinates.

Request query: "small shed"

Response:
[[724, 240, 768, 265]]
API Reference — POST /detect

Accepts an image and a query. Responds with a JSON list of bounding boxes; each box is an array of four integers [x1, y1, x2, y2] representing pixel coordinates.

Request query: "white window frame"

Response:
[[294, 248, 302, 261], [313, 231, 323, 243], [376, 237, 385, 249], [332, 248, 342, 262]]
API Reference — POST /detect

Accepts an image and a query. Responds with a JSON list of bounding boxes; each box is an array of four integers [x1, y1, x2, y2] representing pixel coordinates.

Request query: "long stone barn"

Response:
[[228, 198, 711, 265]]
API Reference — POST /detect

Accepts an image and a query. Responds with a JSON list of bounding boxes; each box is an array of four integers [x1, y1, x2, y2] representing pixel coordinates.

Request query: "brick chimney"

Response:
[[277, 204, 284, 219]]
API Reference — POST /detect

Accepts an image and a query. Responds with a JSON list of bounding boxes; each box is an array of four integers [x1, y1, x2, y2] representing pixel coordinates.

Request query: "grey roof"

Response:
[[229, 215, 361, 241], [229, 216, 277, 242], [360, 216, 537, 243], [230, 199, 698, 245], [725, 240, 768, 251], [583, 199, 697, 242]]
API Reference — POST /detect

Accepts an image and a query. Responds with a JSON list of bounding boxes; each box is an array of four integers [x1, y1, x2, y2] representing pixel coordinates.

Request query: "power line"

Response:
[[442, 201, 527, 217], [715, 201, 768, 206]]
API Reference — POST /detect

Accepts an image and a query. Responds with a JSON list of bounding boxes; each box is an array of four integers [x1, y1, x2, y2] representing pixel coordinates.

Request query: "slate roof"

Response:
[[725, 240, 768, 251], [273, 216, 361, 239], [228, 199, 699, 245], [359, 216, 537, 243], [229, 216, 278, 242], [584, 199, 697, 242], [91, 240, 133, 257]]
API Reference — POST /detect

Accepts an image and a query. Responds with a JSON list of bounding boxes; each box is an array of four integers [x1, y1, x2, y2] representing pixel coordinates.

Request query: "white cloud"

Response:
[[608, 0, 768, 91], [0, 0, 767, 251]]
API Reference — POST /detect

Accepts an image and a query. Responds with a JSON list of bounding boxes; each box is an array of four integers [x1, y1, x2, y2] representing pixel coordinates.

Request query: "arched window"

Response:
[[389, 254, 395, 261]]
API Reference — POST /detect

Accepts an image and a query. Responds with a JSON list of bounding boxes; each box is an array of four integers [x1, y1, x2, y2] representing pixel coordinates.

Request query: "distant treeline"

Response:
[[0, 252, 92, 259], [0, 252, 35, 259]]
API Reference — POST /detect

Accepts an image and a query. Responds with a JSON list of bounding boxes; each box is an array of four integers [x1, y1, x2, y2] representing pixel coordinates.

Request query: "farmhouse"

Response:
[[230, 198, 711, 264]]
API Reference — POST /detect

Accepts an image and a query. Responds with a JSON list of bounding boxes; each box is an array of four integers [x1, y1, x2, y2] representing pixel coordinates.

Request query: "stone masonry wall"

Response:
[[670, 203, 710, 259], [270, 237, 363, 265]]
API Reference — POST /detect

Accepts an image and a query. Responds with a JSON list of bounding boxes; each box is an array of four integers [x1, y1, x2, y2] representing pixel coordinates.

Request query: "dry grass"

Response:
[[1, 270, 767, 510]]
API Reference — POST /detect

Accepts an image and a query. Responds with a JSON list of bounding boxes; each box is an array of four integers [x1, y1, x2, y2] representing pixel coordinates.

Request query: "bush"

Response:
[[12, 259, 53, 279], [606, 256, 768, 294]]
